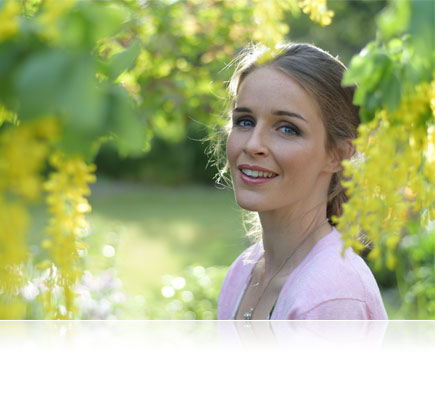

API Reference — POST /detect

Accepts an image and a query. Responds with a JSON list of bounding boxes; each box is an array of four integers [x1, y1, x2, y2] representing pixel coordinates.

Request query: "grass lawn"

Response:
[[75, 180, 248, 296]]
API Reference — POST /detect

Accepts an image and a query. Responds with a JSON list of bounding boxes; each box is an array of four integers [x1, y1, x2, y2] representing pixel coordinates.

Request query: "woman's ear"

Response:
[[341, 138, 355, 161], [324, 139, 355, 173]]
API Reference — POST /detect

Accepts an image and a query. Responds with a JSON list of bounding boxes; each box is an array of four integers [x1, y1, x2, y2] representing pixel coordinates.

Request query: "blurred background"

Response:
[[1, 0, 433, 320]]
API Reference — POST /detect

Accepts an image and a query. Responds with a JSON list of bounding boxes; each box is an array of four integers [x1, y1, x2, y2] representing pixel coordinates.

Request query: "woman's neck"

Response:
[[259, 205, 332, 280]]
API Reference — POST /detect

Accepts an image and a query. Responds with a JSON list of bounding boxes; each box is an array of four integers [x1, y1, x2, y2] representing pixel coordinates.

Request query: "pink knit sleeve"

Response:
[[297, 298, 372, 320]]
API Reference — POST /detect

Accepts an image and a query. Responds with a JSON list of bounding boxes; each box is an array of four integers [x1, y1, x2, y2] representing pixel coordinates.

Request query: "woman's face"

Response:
[[226, 67, 335, 216]]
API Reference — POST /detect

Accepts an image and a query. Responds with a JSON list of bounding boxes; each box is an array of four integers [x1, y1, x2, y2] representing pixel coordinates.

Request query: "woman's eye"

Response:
[[235, 118, 254, 128], [278, 124, 300, 136]]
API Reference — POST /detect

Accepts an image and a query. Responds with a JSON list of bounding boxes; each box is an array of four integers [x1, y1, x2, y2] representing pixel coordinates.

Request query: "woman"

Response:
[[217, 43, 388, 320]]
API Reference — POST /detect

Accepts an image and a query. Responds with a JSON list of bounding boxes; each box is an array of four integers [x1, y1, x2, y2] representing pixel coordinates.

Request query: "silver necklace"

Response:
[[242, 218, 329, 320]]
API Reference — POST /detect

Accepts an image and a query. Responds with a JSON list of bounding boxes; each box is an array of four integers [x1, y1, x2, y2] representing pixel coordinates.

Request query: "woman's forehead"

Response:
[[236, 67, 323, 122]]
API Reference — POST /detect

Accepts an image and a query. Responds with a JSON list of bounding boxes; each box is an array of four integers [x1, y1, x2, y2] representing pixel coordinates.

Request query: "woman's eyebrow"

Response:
[[232, 107, 307, 122], [273, 110, 307, 123], [232, 107, 252, 114]]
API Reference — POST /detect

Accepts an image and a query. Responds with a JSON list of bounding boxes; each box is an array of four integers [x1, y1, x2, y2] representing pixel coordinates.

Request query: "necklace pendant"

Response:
[[243, 308, 254, 320]]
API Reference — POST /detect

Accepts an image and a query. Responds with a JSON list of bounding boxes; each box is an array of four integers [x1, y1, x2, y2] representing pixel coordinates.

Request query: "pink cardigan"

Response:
[[218, 228, 388, 320]]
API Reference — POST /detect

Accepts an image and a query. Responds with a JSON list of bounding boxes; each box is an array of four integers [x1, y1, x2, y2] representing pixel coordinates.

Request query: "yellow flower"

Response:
[[0, 116, 60, 299], [298, 0, 334, 27], [0, 0, 20, 41], [337, 81, 435, 270], [0, 117, 58, 201], [0, 297, 27, 319], [256, 44, 286, 65], [429, 80, 435, 117], [252, 0, 294, 47], [0, 197, 28, 293], [41, 151, 96, 318]]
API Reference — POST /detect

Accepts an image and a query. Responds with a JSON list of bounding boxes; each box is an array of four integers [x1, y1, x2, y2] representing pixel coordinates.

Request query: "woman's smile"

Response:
[[238, 164, 279, 185]]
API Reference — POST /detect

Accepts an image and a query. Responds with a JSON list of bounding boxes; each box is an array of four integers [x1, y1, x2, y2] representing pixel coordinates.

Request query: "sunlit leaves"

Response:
[[343, 42, 407, 122], [336, 1, 434, 319], [376, 0, 410, 39], [0, 0, 338, 319], [338, 78, 434, 269], [0, 0, 20, 41], [298, 0, 334, 27], [106, 85, 148, 157], [108, 38, 142, 80]]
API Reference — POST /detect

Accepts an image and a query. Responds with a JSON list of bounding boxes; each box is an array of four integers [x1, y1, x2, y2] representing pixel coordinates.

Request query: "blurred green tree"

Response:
[[2, 0, 332, 318], [95, 0, 387, 184], [0, 0, 433, 320]]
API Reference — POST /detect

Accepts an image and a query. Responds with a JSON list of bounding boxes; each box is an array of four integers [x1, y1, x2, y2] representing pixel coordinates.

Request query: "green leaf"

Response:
[[343, 46, 390, 91], [108, 39, 142, 80], [376, 0, 410, 39], [343, 52, 376, 87], [408, 0, 435, 74], [14, 50, 105, 131], [344, 47, 394, 114], [14, 49, 71, 119], [379, 72, 402, 112], [81, 2, 130, 43], [0, 42, 24, 109], [152, 111, 185, 143], [107, 86, 148, 157], [61, 55, 104, 132], [59, 126, 98, 163]]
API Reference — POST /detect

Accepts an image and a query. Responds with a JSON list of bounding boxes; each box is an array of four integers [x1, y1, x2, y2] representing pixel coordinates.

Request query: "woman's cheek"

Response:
[[226, 133, 239, 168]]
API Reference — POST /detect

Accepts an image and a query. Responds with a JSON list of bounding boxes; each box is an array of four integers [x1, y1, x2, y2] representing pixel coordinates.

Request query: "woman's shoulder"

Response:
[[276, 228, 388, 319], [296, 228, 377, 298]]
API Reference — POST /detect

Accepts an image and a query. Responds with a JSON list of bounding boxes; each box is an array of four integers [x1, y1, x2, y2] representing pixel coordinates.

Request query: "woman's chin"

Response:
[[235, 197, 268, 212]]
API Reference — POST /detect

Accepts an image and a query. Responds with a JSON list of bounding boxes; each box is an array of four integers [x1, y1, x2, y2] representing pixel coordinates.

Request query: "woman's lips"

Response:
[[238, 165, 279, 185], [238, 164, 278, 175]]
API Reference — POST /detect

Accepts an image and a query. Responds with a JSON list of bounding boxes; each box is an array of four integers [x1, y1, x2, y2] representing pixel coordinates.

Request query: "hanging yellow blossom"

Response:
[[298, 0, 334, 26], [0, 119, 57, 201], [0, 197, 28, 294], [0, 116, 58, 301], [40, 151, 96, 318], [252, 0, 298, 47], [336, 80, 435, 270], [430, 80, 435, 116], [0, 0, 20, 41]]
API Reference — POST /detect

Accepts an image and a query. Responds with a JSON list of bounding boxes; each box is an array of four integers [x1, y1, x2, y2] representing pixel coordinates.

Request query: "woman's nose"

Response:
[[243, 124, 269, 157]]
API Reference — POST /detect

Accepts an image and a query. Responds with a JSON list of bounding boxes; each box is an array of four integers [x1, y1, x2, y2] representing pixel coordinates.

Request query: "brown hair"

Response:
[[217, 42, 360, 226]]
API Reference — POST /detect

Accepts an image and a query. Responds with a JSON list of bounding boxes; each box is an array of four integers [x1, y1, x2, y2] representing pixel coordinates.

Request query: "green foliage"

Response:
[[285, 0, 386, 64], [96, 127, 215, 184], [343, 42, 402, 121], [108, 38, 142, 80], [395, 221, 435, 320], [338, 0, 434, 319], [1, 0, 310, 177], [0, 0, 149, 161], [96, 0, 386, 183], [343, 0, 434, 122], [376, 0, 410, 39], [2, 0, 433, 320]]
